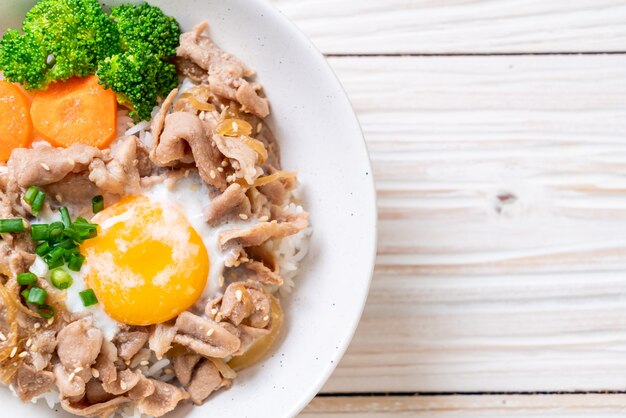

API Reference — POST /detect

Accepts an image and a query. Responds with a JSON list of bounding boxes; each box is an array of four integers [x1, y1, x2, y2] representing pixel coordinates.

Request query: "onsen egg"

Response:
[[81, 195, 210, 325]]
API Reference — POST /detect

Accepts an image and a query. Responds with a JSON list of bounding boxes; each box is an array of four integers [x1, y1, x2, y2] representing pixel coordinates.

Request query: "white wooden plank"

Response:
[[270, 0, 626, 54], [320, 55, 626, 393], [302, 395, 626, 417]]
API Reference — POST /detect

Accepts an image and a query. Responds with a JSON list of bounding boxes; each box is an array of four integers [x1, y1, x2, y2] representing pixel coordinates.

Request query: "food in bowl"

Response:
[[0, 0, 311, 416]]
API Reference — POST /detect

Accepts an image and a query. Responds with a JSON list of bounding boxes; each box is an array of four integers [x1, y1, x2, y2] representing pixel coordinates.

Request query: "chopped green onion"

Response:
[[79, 289, 98, 307], [24, 186, 39, 205], [37, 304, 54, 319], [35, 241, 52, 257], [44, 246, 65, 269], [63, 247, 80, 262], [21, 288, 30, 300], [55, 239, 76, 250], [48, 221, 64, 243], [26, 286, 47, 305], [0, 219, 25, 233], [50, 268, 73, 290], [67, 253, 85, 272], [45, 258, 64, 269], [92, 195, 104, 214], [47, 246, 65, 262], [17, 272, 37, 286], [59, 206, 71, 227], [31, 224, 49, 241], [31, 191, 46, 215]]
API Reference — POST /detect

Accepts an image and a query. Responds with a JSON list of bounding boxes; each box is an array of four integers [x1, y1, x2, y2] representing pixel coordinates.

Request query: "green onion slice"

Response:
[[31, 224, 49, 241], [24, 186, 39, 205], [31, 191, 46, 215], [17, 272, 37, 286], [26, 286, 47, 305], [67, 253, 85, 272], [50, 268, 73, 290], [59, 206, 71, 227], [0, 219, 25, 233], [92, 195, 104, 214], [79, 289, 98, 307], [37, 304, 54, 319]]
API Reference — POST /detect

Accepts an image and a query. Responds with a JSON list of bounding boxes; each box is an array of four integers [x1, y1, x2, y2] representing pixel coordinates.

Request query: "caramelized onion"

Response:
[[251, 171, 297, 188], [208, 358, 237, 379], [241, 137, 268, 165], [0, 281, 18, 366], [228, 296, 283, 371], [216, 118, 253, 137]]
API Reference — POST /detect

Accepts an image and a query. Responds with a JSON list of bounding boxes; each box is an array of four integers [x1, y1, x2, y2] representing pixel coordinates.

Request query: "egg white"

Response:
[[29, 172, 256, 340]]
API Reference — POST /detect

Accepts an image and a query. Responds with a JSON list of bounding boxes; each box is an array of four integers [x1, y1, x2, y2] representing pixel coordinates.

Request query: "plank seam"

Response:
[[325, 51, 626, 57], [317, 391, 626, 397]]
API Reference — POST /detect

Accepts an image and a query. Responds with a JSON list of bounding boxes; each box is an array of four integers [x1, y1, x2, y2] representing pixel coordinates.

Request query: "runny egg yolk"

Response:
[[81, 196, 209, 325]]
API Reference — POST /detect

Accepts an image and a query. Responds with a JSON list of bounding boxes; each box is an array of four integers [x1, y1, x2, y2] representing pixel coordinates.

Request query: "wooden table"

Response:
[[267, 1, 626, 416]]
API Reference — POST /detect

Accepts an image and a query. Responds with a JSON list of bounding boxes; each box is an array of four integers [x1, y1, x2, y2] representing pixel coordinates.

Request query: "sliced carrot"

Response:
[[30, 76, 117, 149], [0, 81, 33, 161]]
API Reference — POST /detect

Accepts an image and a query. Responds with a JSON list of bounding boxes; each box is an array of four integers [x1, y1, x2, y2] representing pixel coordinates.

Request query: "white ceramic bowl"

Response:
[[0, 1, 377, 417]]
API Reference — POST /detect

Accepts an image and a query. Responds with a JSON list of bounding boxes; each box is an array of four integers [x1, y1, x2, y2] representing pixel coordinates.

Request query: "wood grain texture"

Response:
[[318, 55, 626, 393], [302, 395, 626, 417], [270, 0, 626, 54]]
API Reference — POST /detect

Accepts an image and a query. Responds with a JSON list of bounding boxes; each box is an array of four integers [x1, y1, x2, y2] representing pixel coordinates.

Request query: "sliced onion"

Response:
[[241, 137, 268, 165], [216, 118, 253, 137], [228, 297, 283, 371], [252, 171, 297, 188], [209, 358, 237, 379]]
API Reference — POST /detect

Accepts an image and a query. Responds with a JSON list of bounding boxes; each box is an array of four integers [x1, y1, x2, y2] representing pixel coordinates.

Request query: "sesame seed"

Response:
[[34, 323, 41, 329], [263, 315, 270, 321], [210, 170, 217, 179], [206, 328, 214, 337], [40, 163, 50, 171], [68, 372, 76, 382], [164, 368, 174, 375], [210, 308, 218, 316], [9, 347, 17, 358], [184, 169, 190, 178], [221, 160, 229, 167], [55, 194, 63, 202], [0, 332, 7, 341], [219, 275, 224, 287], [240, 257, 249, 263], [215, 312, 223, 322], [25, 338, 32, 348], [30, 344, 38, 352], [235, 289, 243, 302], [140, 360, 150, 366], [232, 121, 239, 131], [239, 213, 248, 220], [74, 367, 83, 373], [257, 122, 263, 133], [18, 352, 28, 358], [91, 368, 100, 378], [120, 381, 127, 391], [47, 318, 54, 326], [259, 216, 269, 222], [132, 159, 139, 167], [217, 167, 224, 172]]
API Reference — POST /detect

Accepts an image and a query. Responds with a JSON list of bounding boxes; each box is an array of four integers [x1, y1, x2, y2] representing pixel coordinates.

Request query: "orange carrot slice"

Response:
[[0, 81, 33, 161], [30, 76, 117, 149]]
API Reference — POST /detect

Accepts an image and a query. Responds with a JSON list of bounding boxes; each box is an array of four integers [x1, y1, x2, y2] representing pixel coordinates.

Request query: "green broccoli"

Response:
[[110, 3, 181, 58], [97, 51, 178, 121], [97, 3, 181, 121], [0, 0, 181, 121], [0, 0, 120, 90]]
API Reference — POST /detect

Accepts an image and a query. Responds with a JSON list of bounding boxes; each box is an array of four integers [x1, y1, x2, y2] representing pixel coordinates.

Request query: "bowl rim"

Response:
[[253, 1, 378, 415]]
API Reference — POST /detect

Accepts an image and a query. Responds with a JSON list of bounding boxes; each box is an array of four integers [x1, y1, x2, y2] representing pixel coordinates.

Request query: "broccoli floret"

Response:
[[0, 0, 121, 89], [111, 3, 181, 58], [97, 51, 178, 121]]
